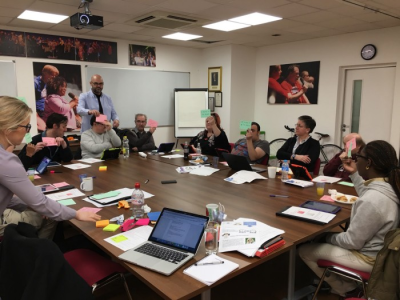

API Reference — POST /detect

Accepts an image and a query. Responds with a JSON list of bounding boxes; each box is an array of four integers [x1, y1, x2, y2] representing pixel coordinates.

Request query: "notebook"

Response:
[[157, 142, 175, 153], [222, 153, 266, 173], [100, 148, 121, 160], [118, 208, 209, 276]]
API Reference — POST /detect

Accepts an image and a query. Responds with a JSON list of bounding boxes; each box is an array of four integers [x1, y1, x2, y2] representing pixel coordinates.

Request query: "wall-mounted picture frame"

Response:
[[215, 92, 222, 107], [208, 66, 222, 92], [208, 97, 215, 112]]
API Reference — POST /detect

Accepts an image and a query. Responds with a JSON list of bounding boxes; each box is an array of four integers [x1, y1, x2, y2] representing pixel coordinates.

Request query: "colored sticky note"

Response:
[[346, 137, 356, 155], [53, 182, 69, 188], [240, 120, 252, 130], [78, 207, 102, 213], [103, 224, 120, 232], [34, 175, 41, 179], [96, 220, 109, 228], [91, 191, 120, 200], [338, 181, 355, 187], [320, 195, 334, 202], [25, 133, 32, 143], [148, 119, 158, 128], [99, 166, 107, 171], [42, 137, 57, 146], [112, 235, 128, 243], [147, 212, 161, 221], [17, 96, 27, 104], [96, 114, 107, 123], [58, 199, 76, 206], [200, 109, 211, 118]]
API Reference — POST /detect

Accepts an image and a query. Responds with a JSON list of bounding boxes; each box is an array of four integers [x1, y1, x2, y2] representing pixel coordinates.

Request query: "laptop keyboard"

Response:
[[135, 243, 188, 264]]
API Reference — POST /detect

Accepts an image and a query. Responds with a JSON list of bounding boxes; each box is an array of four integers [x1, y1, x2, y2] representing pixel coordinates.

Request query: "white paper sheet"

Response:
[[161, 154, 184, 159], [176, 166, 201, 174], [82, 188, 154, 207], [281, 206, 336, 224], [63, 163, 91, 170], [312, 176, 342, 183], [46, 188, 85, 201], [189, 166, 219, 176], [104, 225, 153, 251], [224, 170, 267, 184], [77, 158, 104, 164]]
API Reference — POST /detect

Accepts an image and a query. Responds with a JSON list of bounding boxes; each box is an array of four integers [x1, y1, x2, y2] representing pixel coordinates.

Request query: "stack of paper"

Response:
[[284, 179, 314, 188], [312, 176, 341, 183], [183, 254, 238, 286], [82, 187, 154, 207], [104, 225, 153, 251], [224, 170, 267, 184], [189, 166, 219, 176]]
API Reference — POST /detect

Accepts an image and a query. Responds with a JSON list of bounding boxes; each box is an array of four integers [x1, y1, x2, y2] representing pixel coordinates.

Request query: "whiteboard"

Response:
[[86, 66, 190, 127], [0, 60, 17, 96], [174, 88, 208, 138]]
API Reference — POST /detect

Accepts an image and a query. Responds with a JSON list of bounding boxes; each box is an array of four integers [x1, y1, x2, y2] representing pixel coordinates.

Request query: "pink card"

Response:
[[96, 114, 107, 123], [148, 119, 158, 128], [346, 137, 356, 152], [320, 195, 334, 202], [34, 175, 41, 179], [42, 137, 57, 146], [78, 207, 102, 213], [53, 182, 69, 188]]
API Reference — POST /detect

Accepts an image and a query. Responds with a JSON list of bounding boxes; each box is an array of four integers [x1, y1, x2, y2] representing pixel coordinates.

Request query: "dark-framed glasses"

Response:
[[18, 124, 31, 133], [355, 153, 368, 161]]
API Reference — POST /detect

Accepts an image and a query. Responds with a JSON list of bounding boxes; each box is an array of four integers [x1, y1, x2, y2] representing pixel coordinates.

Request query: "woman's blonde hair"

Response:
[[0, 96, 32, 132]]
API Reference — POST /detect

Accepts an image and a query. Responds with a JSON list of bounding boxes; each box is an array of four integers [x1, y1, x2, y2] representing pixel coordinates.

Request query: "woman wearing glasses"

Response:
[[0, 96, 101, 230], [299, 140, 400, 298], [276, 115, 320, 172]]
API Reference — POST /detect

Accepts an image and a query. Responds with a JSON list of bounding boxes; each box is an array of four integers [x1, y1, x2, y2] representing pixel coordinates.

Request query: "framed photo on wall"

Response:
[[208, 67, 222, 92], [208, 97, 215, 112], [215, 92, 222, 107]]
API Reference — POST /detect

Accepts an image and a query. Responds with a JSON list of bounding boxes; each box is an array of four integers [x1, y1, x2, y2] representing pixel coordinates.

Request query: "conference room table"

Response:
[[36, 154, 355, 300]]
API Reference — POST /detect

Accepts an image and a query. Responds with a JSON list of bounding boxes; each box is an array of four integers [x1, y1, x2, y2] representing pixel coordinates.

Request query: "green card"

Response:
[[103, 224, 120, 232], [112, 235, 128, 243], [240, 120, 252, 130], [200, 109, 211, 118], [25, 133, 32, 143], [17, 96, 27, 104], [338, 181, 354, 187], [91, 191, 121, 200], [58, 199, 76, 206]]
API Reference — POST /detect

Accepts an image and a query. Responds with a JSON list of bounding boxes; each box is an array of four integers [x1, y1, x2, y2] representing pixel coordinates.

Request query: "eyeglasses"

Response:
[[94, 122, 106, 126], [18, 124, 31, 133], [355, 153, 369, 161], [92, 82, 104, 86]]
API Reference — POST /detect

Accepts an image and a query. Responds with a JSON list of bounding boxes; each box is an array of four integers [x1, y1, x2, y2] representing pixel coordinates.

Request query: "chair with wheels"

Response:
[[313, 158, 321, 176], [311, 259, 371, 300]]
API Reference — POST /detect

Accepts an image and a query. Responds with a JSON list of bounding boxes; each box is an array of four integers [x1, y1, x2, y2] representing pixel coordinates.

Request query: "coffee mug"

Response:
[[206, 204, 219, 222], [80, 177, 93, 192]]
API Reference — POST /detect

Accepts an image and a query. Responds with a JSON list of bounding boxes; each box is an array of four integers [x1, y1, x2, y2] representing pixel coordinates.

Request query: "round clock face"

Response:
[[361, 44, 376, 60]]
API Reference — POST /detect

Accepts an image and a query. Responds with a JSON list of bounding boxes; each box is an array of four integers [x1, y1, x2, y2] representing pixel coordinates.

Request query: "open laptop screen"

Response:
[[149, 209, 208, 254]]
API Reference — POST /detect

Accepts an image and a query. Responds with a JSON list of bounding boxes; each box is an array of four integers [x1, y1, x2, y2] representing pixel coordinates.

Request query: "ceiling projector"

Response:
[[70, 13, 103, 30]]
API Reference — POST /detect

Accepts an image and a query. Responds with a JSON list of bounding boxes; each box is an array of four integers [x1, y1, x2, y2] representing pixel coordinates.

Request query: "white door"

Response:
[[342, 66, 395, 143]]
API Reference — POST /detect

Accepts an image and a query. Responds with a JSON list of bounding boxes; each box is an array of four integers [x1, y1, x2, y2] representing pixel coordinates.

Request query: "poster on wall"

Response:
[[0, 30, 26, 57], [129, 44, 156, 67], [26, 33, 75, 60], [267, 61, 320, 104], [75, 38, 117, 63], [33, 62, 82, 132]]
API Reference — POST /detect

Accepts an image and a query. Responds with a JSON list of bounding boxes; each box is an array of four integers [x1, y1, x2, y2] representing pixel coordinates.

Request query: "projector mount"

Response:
[[78, 0, 93, 16]]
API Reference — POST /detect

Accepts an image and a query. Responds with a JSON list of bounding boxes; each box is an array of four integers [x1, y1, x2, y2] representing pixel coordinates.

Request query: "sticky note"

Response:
[[58, 199, 76, 206], [79, 207, 102, 213], [17, 96, 27, 104], [148, 212, 161, 221], [112, 235, 128, 243], [96, 114, 107, 123], [91, 191, 120, 200], [320, 195, 334, 202], [96, 220, 109, 228], [103, 224, 120, 232], [25, 133, 32, 143], [346, 137, 356, 156], [148, 119, 158, 128], [53, 182, 69, 188], [338, 181, 355, 187], [200, 109, 211, 118], [239, 120, 252, 130], [99, 166, 107, 171], [34, 175, 41, 179], [42, 137, 57, 146]]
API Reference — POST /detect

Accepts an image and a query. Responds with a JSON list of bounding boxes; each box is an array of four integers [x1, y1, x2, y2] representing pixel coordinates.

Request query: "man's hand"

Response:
[[245, 129, 252, 140], [89, 110, 100, 117], [295, 154, 311, 164], [55, 137, 67, 148], [132, 147, 138, 152], [340, 151, 357, 174], [149, 127, 156, 134], [26, 144, 36, 157], [104, 121, 112, 131], [76, 210, 101, 222], [113, 119, 120, 128]]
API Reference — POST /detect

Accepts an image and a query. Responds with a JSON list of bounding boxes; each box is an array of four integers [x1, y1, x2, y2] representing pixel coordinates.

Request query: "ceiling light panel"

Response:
[[203, 20, 250, 32], [229, 12, 282, 25], [18, 10, 68, 24]]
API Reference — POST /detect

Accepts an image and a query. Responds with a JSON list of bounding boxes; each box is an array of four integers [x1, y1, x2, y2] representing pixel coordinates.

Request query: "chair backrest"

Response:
[[229, 143, 234, 151], [260, 155, 270, 166], [313, 157, 321, 175]]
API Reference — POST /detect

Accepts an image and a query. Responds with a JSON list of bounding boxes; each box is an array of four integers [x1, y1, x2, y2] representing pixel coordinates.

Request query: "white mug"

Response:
[[80, 177, 93, 192]]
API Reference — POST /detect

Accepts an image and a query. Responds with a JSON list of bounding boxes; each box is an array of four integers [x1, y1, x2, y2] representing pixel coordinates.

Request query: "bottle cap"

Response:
[[135, 182, 140, 189]]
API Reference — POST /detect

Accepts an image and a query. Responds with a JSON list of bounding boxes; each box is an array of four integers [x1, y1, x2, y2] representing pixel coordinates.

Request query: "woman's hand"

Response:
[[75, 210, 101, 222], [340, 152, 357, 174]]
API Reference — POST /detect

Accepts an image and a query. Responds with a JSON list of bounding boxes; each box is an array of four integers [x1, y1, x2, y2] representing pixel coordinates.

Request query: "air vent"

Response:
[[129, 11, 208, 29], [167, 15, 197, 23], [190, 40, 224, 44], [136, 16, 156, 23]]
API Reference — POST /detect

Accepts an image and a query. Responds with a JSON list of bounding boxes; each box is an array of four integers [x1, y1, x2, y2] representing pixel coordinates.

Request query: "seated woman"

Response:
[[299, 140, 400, 298], [190, 113, 230, 156], [276, 115, 320, 173], [43, 76, 78, 131]]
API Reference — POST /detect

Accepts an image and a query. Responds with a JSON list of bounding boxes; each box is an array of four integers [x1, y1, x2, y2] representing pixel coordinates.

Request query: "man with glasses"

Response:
[[126, 114, 156, 152], [323, 133, 365, 181], [18, 113, 73, 170], [80, 115, 121, 159], [77, 74, 120, 132], [231, 122, 270, 164]]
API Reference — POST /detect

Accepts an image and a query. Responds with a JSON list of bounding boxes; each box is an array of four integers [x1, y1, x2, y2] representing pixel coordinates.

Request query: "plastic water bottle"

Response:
[[281, 160, 289, 182], [131, 182, 144, 219], [196, 142, 201, 154], [122, 136, 129, 159], [184, 141, 189, 160]]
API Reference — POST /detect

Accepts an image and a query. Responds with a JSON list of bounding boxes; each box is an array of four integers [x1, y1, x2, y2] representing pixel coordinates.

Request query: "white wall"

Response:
[[254, 26, 400, 153]]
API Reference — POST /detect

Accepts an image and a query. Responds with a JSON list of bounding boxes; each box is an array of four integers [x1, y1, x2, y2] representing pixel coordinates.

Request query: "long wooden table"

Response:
[[36, 155, 354, 300]]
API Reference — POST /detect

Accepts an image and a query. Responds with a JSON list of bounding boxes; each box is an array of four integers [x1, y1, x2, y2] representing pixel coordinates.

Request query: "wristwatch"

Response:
[[291, 154, 296, 160]]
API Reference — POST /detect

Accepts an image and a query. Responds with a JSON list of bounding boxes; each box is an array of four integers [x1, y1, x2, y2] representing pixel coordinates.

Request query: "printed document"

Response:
[[281, 206, 336, 224], [77, 158, 104, 164], [63, 163, 91, 170], [105, 225, 153, 251], [224, 170, 267, 184], [46, 189, 85, 201]]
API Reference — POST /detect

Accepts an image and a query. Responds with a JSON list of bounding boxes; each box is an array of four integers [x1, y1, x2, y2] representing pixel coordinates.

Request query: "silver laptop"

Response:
[[222, 153, 266, 173], [118, 208, 209, 276]]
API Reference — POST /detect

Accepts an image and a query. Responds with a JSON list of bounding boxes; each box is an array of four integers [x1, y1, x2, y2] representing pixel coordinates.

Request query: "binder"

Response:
[[255, 239, 286, 258]]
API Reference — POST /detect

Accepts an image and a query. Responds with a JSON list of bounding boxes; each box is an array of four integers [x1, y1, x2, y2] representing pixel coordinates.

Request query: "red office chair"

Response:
[[260, 155, 270, 166], [64, 249, 133, 300], [229, 143, 234, 151], [311, 259, 371, 300], [313, 158, 321, 176]]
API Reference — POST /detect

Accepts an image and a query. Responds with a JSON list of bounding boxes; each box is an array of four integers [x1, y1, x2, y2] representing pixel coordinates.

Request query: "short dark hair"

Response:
[[298, 115, 316, 133], [287, 64, 299, 74], [90, 115, 97, 126], [251, 122, 260, 132], [46, 113, 67, 129], [46, 76, 67, 95]]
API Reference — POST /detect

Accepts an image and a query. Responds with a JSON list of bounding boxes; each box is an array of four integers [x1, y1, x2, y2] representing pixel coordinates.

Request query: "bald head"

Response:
[[343, 133, 365, 154], [90, 74, 104, 95]]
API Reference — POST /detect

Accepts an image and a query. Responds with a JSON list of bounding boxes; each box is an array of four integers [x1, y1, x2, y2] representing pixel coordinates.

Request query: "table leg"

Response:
[[287, 247, 296, 300], [201, 289, 211, 300]]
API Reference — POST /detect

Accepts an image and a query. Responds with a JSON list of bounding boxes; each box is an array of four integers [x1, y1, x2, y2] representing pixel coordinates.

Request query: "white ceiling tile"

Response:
[[317, 17, 366, 29], [9, 18, 56, 29], [290, 10, 343, 24], [297, 0, 342, 10], [103, 23, 142, 33], [265, 3, 319, 18], [352, 11, 396, 23], [0, 7, 24, 18], [339, 22, 381, 33], [0, 16, 13, 24], [306, 28, 346, 38], [123, 0, 169, 5], [285, 24, 330, 34], [85, 29, 125, 38], [228, 0, 291, 10], [204, 0, 235, 4], [26, 1, 77, 15], [192, 4, 252, 21], [87, 0, 151, 16], [0, 0, 35, 10], [372, 18, 400, 27], [262, 19, 308, 30], [327, 3, 372, 17], [156, 0, 218, 14]]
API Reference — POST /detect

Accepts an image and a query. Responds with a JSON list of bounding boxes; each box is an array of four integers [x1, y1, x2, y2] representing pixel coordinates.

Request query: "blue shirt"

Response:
[[77, 90, 119, 132], [34, 75, 46, 112]]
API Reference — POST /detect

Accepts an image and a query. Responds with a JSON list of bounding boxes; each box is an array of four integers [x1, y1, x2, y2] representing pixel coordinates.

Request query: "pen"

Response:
[[195, 261, 224, 266], [269, 195, 289, 198], [145, 179, 149, 184]]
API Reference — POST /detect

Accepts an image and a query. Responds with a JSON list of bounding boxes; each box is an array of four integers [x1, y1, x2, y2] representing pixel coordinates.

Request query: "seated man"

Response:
[[19, 113, 73, 170], [126, 113, 156, 152], [80, 115, 121, 159], [323, 133, 365, 181], [231, 122, 270, 164]]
